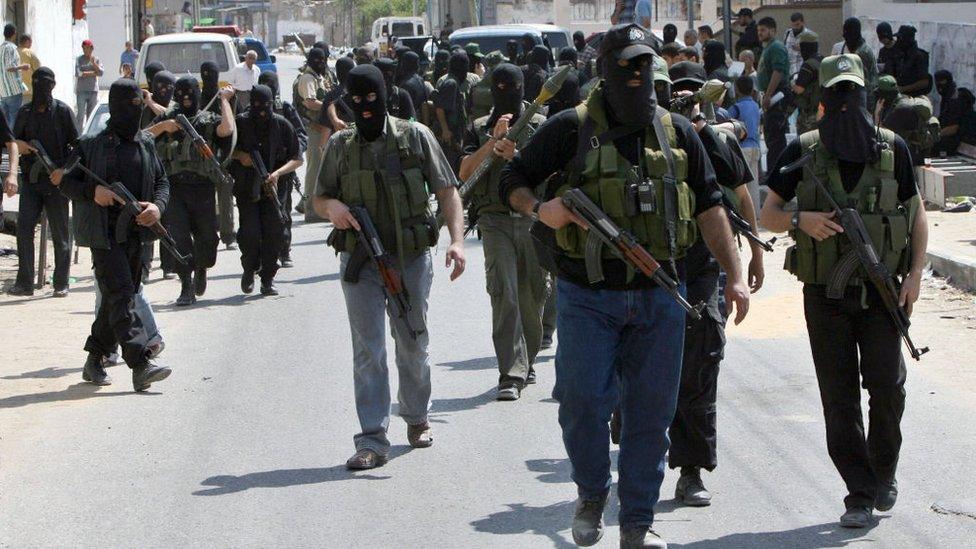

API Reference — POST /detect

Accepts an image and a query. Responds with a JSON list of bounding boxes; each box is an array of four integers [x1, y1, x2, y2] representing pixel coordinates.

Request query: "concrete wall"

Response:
[[751, 3, 844, 60], [87, 0, 134, 86], [2, 0, 81, 105], [497, 0, 555, 24]]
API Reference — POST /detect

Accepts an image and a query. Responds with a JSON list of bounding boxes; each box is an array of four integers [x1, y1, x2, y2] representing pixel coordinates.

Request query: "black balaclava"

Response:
[[549, 68, 580, 115], [800, 40, 819, 61], [521, 33, 539, 58], [819, 83, 877, 163], [842, 18, 863, 53], [559, 47, 578, 67], [258, 71, 281, 110], [433, 49, 450, 81], [31, 66, 55, 106], [529, 45, 549, 69], [490, 63, 524, 120], [896, 25, 917, 52], [249, 84, 274, 131], [151, 70, 175, 108], [173, 75, 201, 116], [602, 53, 656, 126], [449, 51, 469, 81], [374, 58, 397, 92], [877, 22, 893, 44], [398, 51, 420, 84], [702, 40, 725, 75], [307, 47, 328, 76], [663, 24, 678, 45], [313, 41, 330, 58], [346, 64, 387, 142], [935, 70, 955, 97], [335, 56, 355, 88], [200, 61, 219, 103], [506, 39, 520, 64], [655, 80, 672, 110], [144, 61, 164, 84], [108, 79, 144, 141], [574, 31, 586, 53]]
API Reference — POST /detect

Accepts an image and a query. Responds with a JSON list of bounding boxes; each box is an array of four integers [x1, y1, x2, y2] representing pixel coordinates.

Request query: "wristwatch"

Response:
[[530, 201, 542, 222], [791, 211, 801, 229]]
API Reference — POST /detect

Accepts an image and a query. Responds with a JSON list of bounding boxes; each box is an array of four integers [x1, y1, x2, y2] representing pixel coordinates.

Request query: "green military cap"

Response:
[[483, 50, 504, 69], [652, 54, 671, 84], [799, 30, 819, 43], [465, 42, 484, 60], [819, 54, 865, 88], [878, 74, 897, 93]]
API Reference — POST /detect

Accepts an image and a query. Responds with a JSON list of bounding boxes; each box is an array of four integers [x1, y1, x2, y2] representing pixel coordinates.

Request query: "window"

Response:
[[392, 22, 416, 37], [145, 42, 230, 74]]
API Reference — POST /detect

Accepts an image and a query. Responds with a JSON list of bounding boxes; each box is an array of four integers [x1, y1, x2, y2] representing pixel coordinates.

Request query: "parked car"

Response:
[[449, 24, 572, 58], [135, 32, 238, 88], [371, 16, 426, 56], [235, 37, 277, 73]]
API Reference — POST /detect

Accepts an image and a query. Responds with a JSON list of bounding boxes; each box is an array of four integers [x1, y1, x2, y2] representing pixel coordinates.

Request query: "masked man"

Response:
[[198, 61, 236, 250], [459, 63, 548, 400], [374, 58, 416, 120], [434, 51, 477, 172], [396, 51, 429, 118], [314, 65, 466, 471], [761, 54, 928, 529], [522, 45, 551, 102], [141, 70, 174, 129], [9, 67, 77, 297], [500, 24, 749, 548], [836, 18, 878, 107], [200, 61, 221, 114], [792, 31, 823, 135], [146, 77, 235, 305], [229, 84, 303, 295], [293, 47, 334, 222], [59, 79, 172, 391]]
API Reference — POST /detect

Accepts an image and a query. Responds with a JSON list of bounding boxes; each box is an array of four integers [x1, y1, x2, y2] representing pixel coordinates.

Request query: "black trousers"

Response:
[[236, 194, 284, 282], [803, 284, 906, 508], [762, 102, 790, 180], [277, 178, 293, 261], [164, 179, 219, 277], [15, 182, 71, 290], [217, 180, 236, 245], [669, 242, 725, 471], [85, 235, 151, 368]]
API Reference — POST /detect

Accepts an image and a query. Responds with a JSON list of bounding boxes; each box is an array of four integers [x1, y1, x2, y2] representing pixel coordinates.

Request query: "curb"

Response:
[[927, 248, 976, 293]]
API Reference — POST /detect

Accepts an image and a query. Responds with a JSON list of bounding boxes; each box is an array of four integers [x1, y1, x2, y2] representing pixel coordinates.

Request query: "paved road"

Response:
[[1, 55, 975, 548]]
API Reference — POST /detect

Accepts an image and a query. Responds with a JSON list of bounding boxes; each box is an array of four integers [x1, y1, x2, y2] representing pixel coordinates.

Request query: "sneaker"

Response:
[[82, 353, 111, 385], [526, 368, 537, 385], [675, 468, 712, 507], [620, 526, 667, 548], [241, 270, 255, 294], [407, 422, 433, 448], [280, 257, 294, 268], [840, 505, 872, 528], [875, 479, 898, 512], [7, 285, 33, 296], [572, 492, 608, 546], [52, 287, 69, 298], [496, 384, 521, 401], [132, 362, 172, 392], [346, 448, 387, 470]]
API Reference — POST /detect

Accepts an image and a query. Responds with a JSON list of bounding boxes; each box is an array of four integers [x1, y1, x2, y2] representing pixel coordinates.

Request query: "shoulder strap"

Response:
[[652, 106, 679, 266]]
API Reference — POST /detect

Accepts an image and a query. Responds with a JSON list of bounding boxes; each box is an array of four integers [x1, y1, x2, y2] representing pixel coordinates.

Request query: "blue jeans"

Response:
[[0, 93, 22, 127], [553, 277, 686, 528]]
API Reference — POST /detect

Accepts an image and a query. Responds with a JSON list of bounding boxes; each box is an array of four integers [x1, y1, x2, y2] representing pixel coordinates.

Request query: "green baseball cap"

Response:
[[819, 54, 865, 88], [652, 54, 671, 84], [878, 74, 897, 93], [464, 42, 484, 59], [799, 30, 819, 43], [483, 50, 504, 69]]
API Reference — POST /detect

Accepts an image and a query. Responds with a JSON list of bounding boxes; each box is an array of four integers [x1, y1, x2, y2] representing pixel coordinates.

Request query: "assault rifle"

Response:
[[561, 188, 706, 320], [28, 139, 71, 176], [249, 149, 290, 225], [174, 114, 235, 190], [67, 161, 191, 265], [779, 154, 929, 360], [722, 196, 776, 252], [347, 206, 425, 340]]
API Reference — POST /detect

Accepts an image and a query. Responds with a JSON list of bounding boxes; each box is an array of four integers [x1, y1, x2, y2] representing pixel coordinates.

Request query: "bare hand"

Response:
[[761, 95, 771, 109], [3, 175, 17, 197], [724, 279, 750, 325], [493, 139, 516, 161], [445, 241, 466, 281], [492, 114, 512, 140], [332, 119, 348, 132], [748, 253, 765, 293], [50, 169, 64, 186], [94, 184, 121, 207], [440, 130, 453, 145], [219, 86, 235, 101], [164, 119, 181, 134], [538, 198, 587, 230], [899, 270, 922, 316], [325, 199, 360, 231], [264, 172, 280, 190], [136, 202, 161, 226], [798, 211, 844, 241], [141, 89, 154, 104]]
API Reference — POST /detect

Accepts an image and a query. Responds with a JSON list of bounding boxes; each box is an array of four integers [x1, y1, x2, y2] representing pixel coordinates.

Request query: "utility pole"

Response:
[[468, 0, 479, 26], [722, 0, 732, 51], [687, 0, 694, 29], [413, 0, 418, 17]]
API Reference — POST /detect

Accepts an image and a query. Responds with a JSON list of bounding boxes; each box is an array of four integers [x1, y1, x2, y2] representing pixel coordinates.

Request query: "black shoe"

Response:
[[193, 267, 207, 296], [132, 362, 172, 392], [52, 287, 69, 298], [176, 276, 196, 306], [161, 270, 175, 280], [260, 282, 278, 296], [876, 479, 898, 512], [295, 198, 306, 214], [540, 335, 553, 350], [675, 468, 712, 507], [620, 526, 667, 548], [610, 407, 622, 445], [7, 285, 33, 296], [526, 368, 537, 385], [280, 257, 294, 268], [82, 353, 111, 385], [840, 505, 873, 528], [241, 270, 255, 294], [572, 492, 608, 546], [496, 383, 521, 401]]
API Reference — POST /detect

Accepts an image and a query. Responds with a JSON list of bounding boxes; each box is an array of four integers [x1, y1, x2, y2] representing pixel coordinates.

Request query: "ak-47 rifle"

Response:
[[779, 154, 929, 360], [347, 206, 425, 340], [29, 139, 72, 176], [67, 161, 191, 265], [561, 188, 706, 320], [249, 149, 289, 225], [173, 114, 235, 190], [722, 195, 776, 252]]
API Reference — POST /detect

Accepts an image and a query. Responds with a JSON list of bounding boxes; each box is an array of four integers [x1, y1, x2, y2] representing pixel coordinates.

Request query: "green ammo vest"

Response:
[[293, 67, 328, 123], [470, 107, 547, 215], [155, 111, 221, 182], [785, 128, 915, 287], [333, 117, 438, 261], [795, 57, 822, 134], [555, 86, 698, 265]]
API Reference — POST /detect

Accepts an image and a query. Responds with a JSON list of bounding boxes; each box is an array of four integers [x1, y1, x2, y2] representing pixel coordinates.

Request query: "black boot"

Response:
[[241, 270, 255, 294], [260, 280, 278, 296], [132, 361, 172, 392], [82, 353, 111, 385], [194, 267, 208, 296], [176, 275, 196, 306]]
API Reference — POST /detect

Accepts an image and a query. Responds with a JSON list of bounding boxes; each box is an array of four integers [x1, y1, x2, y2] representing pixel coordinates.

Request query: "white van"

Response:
[[371, 17, 426, 55], [134, 32, 238, 88]]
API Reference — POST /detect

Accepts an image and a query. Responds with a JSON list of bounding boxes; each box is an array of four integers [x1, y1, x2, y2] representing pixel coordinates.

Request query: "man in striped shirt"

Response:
[[0, 24, 28, 128]]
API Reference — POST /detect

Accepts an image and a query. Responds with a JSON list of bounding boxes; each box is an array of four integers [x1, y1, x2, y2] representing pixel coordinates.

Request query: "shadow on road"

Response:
[[280, 272, 341, 285], [436, 356, 496, 371], [290, 238, 328, 247], [669, 520, 883, 548], [2, 366, 83, 380], [0, 383, 142, 409], [430, 387, 496, 414], [471, 496, 621, 549], [192, 446, 415, 495]]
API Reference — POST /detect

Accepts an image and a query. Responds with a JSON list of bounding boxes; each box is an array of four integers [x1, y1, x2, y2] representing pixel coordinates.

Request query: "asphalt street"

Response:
[[1, 54, 974, 548]]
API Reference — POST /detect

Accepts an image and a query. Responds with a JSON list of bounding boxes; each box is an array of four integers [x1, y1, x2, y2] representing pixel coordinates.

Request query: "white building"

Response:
[[2, 0, 83, 105]]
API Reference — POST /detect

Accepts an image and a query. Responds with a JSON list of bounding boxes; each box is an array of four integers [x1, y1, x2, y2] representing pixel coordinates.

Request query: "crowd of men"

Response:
[[0, 9, 965, 547]]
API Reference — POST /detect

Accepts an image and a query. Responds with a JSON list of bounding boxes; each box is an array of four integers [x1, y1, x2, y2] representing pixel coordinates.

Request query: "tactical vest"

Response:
[[785, 128, 915, 286], [333, 117, 438, 260], [470, 107, 547, 215], [794, 58, 822, 133], [892, 94, 940, 155], [293, 67, 328, 123], [469, 76, 494, 120], [556, 87, 697, 264], [155, 111, 220, 182]]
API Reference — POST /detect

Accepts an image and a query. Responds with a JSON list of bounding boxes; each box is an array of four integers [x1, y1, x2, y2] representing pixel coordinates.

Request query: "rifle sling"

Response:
[[651, 109, 679, 274]]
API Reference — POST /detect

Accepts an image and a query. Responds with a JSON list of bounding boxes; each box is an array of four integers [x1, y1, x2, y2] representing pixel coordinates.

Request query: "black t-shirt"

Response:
[[896, 48, 931, 95], [399, 75, 429, 114], [232, 112, 301, 199], [736, 22, 761, 52], [389, 86, 416, 120], [522, 66, 547, 103], [14, 100, 79, 186], [877, 45, 902, 76], [116, 140, 143, 200], [500, 107, 723, 290], [795, 60, 819, 90], [698, 125, 748, 190], [765, 136, 919, 204]]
